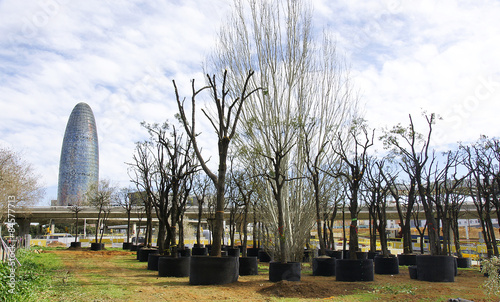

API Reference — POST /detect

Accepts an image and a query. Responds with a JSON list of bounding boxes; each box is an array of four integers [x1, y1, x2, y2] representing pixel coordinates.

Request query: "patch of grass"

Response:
[[0, 248, 67, 302], [258, 263, 270, 273], [374, 283, 417, 296]]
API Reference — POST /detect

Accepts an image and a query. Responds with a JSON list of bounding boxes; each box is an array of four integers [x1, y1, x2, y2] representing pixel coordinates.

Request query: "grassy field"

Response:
[[1, 247, 497, 301]]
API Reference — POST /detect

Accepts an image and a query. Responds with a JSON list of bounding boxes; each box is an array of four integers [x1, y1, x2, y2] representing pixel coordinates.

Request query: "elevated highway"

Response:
[[15, 203, 482, 225]]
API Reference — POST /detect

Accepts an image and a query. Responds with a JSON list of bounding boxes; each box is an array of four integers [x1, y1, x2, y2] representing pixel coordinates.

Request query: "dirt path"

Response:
[[45, 249, 494, 301]]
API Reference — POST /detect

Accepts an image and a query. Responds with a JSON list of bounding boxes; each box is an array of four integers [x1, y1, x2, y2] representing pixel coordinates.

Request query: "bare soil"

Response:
[[44, 249, 494, 301]]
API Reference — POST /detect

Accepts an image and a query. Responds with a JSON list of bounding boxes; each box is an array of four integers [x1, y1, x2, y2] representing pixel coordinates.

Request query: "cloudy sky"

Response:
[[1, 0, 499, 205]]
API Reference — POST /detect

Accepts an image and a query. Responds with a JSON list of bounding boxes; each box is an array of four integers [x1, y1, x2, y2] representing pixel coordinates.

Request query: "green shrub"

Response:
[[481, 256, 500, 298]]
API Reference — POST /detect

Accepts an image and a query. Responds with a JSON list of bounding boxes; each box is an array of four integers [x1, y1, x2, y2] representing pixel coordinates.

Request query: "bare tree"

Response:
[[365, 157, 394, 257], [329, 121, 374, 259], [193, 173, 213, 247], [382, 113, 440, 255], [207, 0, 358, 263], [128, 141, 155, 248], [175, 70, 260, 256], [67, 195, 86, 244], [462, 137, 499, 257], [86, 179, 116, 245], [117, 187, 136, 245]]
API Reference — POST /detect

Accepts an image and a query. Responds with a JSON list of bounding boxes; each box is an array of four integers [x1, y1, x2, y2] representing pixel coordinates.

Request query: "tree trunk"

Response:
[[242, 204, 248, 257], [210, 139, 229, 257], [126, 211, 131, 243], [313, 175, 326, 256], [157, 219, 166, 253], [197, 201, 203, 246], [179, 214, 185, 250]]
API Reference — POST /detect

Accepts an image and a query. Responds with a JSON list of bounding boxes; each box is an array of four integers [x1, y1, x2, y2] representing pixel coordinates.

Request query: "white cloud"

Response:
[[1, 0, 499, 205]]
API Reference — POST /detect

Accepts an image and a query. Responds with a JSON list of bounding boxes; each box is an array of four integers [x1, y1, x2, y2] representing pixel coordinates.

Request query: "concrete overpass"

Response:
[[15, 203, 483, 226]]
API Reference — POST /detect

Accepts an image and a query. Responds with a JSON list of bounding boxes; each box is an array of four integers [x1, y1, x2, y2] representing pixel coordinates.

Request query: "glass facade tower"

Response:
[[57, 102, 99, 206]]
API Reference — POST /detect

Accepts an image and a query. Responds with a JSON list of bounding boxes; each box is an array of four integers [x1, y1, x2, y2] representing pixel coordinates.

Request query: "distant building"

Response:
[[57, 102, 99, 206]]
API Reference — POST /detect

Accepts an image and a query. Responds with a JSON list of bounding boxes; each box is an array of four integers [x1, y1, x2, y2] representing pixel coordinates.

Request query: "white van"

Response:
[[44, 233, 75, 245]]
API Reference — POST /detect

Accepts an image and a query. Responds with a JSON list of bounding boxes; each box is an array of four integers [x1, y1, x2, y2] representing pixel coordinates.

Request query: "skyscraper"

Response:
[[57, 102, 99, 206]]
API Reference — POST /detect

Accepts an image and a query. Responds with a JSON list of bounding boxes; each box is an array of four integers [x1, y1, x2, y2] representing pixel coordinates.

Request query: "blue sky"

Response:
[[1, 0, 499, 205]]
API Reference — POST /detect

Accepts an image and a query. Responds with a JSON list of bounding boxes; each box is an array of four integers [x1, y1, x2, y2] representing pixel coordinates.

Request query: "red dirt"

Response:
[[47, 249, 495, 301]]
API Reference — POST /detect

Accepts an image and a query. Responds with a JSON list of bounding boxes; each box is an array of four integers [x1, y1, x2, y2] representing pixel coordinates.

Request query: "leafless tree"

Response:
[[193, 173, 213, 247], [128, 141, 155, 248], [365, 157, 394, 257], [207, 0, 359, 263], [117, 187, 137, 245], [461, 136, 499, 257], [381, 113, 441, 255], [175, 70, 260, 256], [329, 120, 374, 259], [86, 179, 116, 245]]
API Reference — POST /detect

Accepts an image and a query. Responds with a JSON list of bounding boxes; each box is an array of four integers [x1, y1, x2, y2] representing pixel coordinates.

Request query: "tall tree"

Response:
[[175, 70, 260, 256], [329, 121, 374, 259], [207, 0, 358, 263], [128, 142, 155, 248]]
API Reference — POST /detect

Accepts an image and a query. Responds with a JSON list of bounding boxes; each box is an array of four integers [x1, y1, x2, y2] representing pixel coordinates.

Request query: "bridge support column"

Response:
[[15, 218, 31, 248], [132, 223, 137, 237]]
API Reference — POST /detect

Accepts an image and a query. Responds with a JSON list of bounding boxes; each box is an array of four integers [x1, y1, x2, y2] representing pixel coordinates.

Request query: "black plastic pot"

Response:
[[416, 255, 455, 282], [258, 250, 272, 262], [326, 250, 343, 260], [90, 243, 104, 251], [312, 257, 336, 276], [269, 261, 301, 282], [397, 254, 417, 266], [147, 253, 161, 271], [130, 244, 141, 251], [192, 247, 208, 256], [239, 256, 258, 276], [374, 256, 399, 275], [409, 265, 418, 279], [456, 257, 471, 268], [367, 251, 380, 259], [247, 248, 260, 257], [189, 256, 239, 285], [335, 259, 374, 282], [178, 248, 191, 257], [158, 256, 190, 277], [139, 248, 158, 262], [122, 242, 132, 250], [70, 242, 81, 248], [227, 247, 240, 257], [355, 252, 368, 260]]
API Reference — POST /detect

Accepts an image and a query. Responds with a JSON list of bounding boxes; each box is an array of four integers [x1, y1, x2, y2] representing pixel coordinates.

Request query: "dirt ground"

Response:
[[44, 249, 494, 302]]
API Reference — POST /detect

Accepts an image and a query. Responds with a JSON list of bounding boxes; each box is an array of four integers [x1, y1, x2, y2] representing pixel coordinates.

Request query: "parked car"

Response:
[[132, 236, 145, 244]]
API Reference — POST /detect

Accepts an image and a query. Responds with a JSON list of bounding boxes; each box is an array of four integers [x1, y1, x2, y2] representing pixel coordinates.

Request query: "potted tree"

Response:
[[117, 187, 135, 250], [175, 70, 260, 285], [366, 157, 399, 275], [68, 195, 84, 248], [330, 121, 375, 282], [192, 173, 211, 256], [383, 113, 455, 282], [86, 179, 115, 251]]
